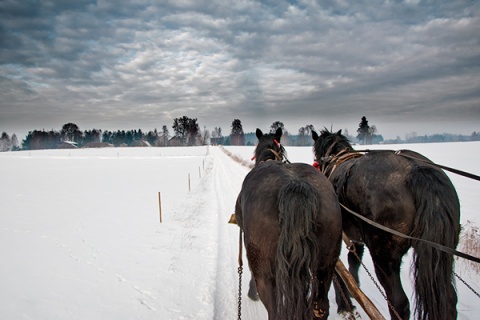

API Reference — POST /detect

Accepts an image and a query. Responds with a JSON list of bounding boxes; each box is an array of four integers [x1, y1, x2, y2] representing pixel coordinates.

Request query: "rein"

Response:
[[340, 203, 480, 264], [318, 147, 480, 182], [345, 148, 480, 182], [394, 150, 480, 182]]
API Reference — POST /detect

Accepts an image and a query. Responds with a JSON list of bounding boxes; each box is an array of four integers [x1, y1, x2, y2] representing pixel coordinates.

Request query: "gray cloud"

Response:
[[1, 0, 479, 139]]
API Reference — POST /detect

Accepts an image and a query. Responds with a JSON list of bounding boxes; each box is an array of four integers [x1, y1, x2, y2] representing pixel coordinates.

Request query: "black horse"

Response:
[[235, 128, 342, 320], [312, 129, 460, 320]]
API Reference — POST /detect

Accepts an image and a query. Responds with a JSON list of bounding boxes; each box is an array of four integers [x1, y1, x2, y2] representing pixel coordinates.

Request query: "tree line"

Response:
[[1, 115, 479, 151]]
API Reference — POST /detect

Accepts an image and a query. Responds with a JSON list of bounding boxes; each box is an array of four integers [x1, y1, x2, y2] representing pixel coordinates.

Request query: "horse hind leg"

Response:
[[254, 276, 276, 320], [334, 242, 365, 316], [313, 267, 337, 320], [333, 271, 356, 317], [247, 275, 259, 301], [370, 250, 410, 320], [347, 242, 364, 285]]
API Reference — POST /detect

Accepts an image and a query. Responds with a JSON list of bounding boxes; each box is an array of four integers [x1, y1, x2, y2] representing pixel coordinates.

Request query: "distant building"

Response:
[[168, 137, 183, 146], [131, 140, 151, 147], [83, 142, 114, 148], [57, 141, 78, 149]]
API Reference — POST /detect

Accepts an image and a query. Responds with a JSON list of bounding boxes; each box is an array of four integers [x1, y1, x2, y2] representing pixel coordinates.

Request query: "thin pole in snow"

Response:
[[158, 192, 163, 223]]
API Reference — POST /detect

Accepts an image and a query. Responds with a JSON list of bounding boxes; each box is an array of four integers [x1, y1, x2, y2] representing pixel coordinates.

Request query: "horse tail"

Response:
[[408, 165, 460, 320], [276, 179, 320, 320]]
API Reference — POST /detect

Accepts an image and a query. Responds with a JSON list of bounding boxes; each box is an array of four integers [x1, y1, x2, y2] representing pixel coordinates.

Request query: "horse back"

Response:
[[331, 150, 459, 239], [238, 161, 340, 223]]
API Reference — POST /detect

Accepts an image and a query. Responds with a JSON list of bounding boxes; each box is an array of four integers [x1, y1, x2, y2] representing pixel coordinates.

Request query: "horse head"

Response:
[[312, 128, 353, 164], [253, 128, 286, 165]]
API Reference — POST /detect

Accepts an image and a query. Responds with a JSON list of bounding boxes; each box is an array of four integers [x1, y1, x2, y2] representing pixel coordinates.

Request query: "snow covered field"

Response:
[[1, 142, 479, 319]]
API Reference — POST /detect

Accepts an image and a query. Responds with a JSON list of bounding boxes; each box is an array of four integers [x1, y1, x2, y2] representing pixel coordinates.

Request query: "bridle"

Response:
[[251, 139, 290, 164]]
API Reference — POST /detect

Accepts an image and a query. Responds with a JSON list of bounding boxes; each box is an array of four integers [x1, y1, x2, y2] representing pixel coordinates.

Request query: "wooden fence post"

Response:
[[158, 192, 163, 223]]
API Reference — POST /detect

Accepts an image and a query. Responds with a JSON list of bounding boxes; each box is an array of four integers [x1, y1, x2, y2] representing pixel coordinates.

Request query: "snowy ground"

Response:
[[1, 142, 479, 319]]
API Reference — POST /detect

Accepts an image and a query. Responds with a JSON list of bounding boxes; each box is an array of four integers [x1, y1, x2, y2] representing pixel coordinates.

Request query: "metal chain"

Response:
[[332, 274, 358, 320], [455, 271, 480, 299], [237, 265, 243, 320], [237, 229, 244, 320], [351, 250, 402, 320]]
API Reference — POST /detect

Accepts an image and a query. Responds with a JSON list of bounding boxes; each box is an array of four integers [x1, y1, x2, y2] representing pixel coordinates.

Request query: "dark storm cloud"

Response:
[[1, 0, 479, 139]]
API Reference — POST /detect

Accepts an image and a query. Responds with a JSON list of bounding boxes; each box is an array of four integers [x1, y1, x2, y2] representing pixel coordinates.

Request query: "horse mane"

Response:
[[314, 128, 353, 158]]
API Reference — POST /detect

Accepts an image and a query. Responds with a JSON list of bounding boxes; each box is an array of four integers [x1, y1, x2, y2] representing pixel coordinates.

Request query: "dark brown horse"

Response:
[[235, 128, 342, 319], [312, 129, 460, 320]]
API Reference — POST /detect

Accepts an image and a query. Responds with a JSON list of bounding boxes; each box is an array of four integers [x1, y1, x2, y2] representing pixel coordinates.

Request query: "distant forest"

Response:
[[1, 116, 479, 151]]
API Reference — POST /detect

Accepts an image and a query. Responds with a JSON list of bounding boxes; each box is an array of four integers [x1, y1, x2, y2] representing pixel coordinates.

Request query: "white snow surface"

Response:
[[1, 143, 479, 319]]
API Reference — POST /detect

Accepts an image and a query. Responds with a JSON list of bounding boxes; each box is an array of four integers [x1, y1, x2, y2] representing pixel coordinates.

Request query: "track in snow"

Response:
[[209, 146, 268, 319]]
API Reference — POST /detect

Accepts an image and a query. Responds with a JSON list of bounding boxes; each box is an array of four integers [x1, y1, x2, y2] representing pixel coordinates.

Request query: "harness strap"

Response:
[[340, 203, 480, 264], [316, 148, 362, 178], [394, 150, 480, 182], [268, 148, 283, 162], [347, 149, 480, 182], [238, 229, 243, 267], [253, 148, 291, 164]]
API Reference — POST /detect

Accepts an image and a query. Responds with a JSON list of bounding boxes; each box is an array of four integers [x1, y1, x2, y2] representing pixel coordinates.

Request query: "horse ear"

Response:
[[274, 128, 282, 142], [336, 129, 342, 135], [256, 128, 263, 139], [312, 130, 319, 141]]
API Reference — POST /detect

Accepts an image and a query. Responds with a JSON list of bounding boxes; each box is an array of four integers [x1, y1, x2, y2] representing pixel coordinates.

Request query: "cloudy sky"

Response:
[[1, 0, 479, 140]]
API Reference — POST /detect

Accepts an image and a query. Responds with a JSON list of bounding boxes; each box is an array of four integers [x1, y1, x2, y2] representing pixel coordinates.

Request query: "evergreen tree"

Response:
[[135, 129, 144, 141], [83, 129, 101, 146], [22, 130, 61, 150], [0, 132, 11, 151], [161, 125, 169, 146], [102, 131, 113, 144], [230, 119, 245, 146], [357, 116, 370, 145], [125, 131, 134, 145], [112, 130, 126, 146]]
